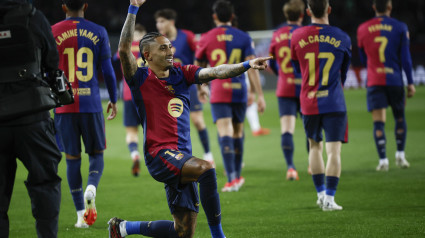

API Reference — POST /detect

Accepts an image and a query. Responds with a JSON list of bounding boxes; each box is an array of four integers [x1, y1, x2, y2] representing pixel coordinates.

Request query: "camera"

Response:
[[46, 69, 74, 106]]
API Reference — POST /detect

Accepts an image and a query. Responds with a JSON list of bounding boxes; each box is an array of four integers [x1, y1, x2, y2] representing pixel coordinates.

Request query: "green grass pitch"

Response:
[[7, 87, 425, 237]]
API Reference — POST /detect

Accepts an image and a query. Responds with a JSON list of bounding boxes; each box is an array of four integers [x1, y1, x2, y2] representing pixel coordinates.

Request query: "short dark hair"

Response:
[[212, 0, 234, 23], [138, 32, 163, 65], [307, 0, 328, 18], [62, 0, 85, 11], [283, 0, 305, 21], [135, 23, 146, 34], [154, 8, 177, 21], [373, 0, 391, 13]]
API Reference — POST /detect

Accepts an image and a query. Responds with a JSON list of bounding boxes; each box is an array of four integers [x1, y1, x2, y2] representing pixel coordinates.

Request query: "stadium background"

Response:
[[36, 0, 425, 92]]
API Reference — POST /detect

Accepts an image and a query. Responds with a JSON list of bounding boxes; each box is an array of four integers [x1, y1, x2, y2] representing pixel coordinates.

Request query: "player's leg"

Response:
[[0, 127, 18, 238], [246, 79, 269, 137], [189, 84, 214, 166], [81, 112, 106, 226], [303, 114, 326, 207], [232, 102, 247, 190], [55, 113, 87, 227], [124, 100, 142, 176], [367, 86, 389, 171], [190, 111, 214, 166], [321, 112, 347, 211], [15, 119, 62, 236], [388, 86, 409, 168], [278, 97, 299, 180], [212, 103, 237, 191]]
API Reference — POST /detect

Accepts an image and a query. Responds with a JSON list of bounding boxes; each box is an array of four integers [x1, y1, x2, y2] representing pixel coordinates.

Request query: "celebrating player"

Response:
[[155, 8, 215, 166], [357, 0, 415, 171], [107, 0, 271, 237], [290, 0, 351, 211], [195, 0, 266, 192], [113, 23, 146, 177], [269, 0, 305, 181], [52, 0, 117, 227]]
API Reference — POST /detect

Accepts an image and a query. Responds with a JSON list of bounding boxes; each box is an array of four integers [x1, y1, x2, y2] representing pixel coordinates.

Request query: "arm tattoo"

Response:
[[118, 14, 138, 79], [198, 63, 246, 83]]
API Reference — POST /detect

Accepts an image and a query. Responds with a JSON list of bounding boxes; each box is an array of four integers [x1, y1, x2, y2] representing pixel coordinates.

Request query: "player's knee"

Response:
[[198, 159, 213, 172], [174, 223, 195, 238]]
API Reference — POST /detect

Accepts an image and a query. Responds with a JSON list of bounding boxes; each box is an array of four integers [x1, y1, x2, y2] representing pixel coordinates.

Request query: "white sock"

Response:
[[84, 184, 96, 200], [131, 151, 140, 161], [317, 191, 325, 198], [120, 221, 128, 237], [379, 158, 389, 164], [246, 102, 261, 132], [203, 152, 213, 161], [77, 210, 85, 223], [396, 151, 405, 159], [325, 195, 335, 203]]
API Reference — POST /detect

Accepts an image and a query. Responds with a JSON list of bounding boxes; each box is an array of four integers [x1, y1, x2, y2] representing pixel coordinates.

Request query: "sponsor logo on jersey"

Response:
[[168, 98, 184, 117], [165, 85, 175, 94]]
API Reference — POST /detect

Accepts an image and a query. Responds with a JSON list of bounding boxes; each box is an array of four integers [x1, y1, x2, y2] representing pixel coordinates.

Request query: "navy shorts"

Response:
[[278, 97, 301, 117], [189, 84, 203, 112], [367, 86, 405, 112], [145, 149, 199, 214], [54, 112, 106, 155], [303, 112, 348, 143], [123, 100, 141, 127], [211, 103, 247, 123]]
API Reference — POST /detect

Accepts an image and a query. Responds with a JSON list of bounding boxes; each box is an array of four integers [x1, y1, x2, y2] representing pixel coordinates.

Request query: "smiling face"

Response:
[[145, 36, 174, 70]]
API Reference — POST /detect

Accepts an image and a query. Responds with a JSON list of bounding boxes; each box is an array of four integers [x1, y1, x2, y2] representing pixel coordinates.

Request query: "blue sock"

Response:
[[219, 136, 235, 182], [87, 153, 104, 187], [198, 128, 211, 153], [373, 121, 386, 159], [209, 224, 226, 238], [395, 118, 407, 151], [139, 220, 178, 237], [198, 169, 222, 225], [233, 137, 244, 178], [281, 132, 295, 169], [128, 142, 138, 153], [66, 158, 84, 211], [326, 176, 340, 196], [126, 221, 141, 235], [312, 174, 325, 193]]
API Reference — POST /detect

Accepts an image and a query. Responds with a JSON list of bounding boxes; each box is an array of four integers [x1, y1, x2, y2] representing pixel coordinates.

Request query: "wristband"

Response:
[[128, 5, 139, 15], [242, 61, 251, 70]]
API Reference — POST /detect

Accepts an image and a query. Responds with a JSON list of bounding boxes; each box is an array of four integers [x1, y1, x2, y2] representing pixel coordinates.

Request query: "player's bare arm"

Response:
[[198, 56, 272, 84], [119, 0, 146, 79]]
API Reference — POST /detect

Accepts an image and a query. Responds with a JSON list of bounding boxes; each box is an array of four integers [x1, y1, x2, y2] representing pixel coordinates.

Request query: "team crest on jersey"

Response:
[[175, 153, 184, 160], [168, 98, 184, 117], [165, 85, 175, 94]]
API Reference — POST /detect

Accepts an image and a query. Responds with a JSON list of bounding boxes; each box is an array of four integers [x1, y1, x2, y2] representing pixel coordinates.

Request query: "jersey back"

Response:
[[291, 24, 351, 115], [195, 25, 255, 103], [357, 16, 409, 87], [52, 17, 112, 113], [269, 24, 302, 98], [127, 63, 201, 157], [172, 29, 196, 65]]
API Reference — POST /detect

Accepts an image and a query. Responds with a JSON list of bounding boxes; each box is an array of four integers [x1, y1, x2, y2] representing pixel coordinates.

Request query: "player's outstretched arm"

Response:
[[198, 56, 272, 84], [119, 0, 147, 79]]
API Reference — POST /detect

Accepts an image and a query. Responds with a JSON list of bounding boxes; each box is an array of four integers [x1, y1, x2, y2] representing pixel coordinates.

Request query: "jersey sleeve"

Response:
[[341, 34, 353, 85], [99, 26, 112, 60], [195, 33, 207, 62], [181, 64, 201, 85], [184, 30, 197, 53], [400, 23, 414, 84], [244, 37, 256, 58]]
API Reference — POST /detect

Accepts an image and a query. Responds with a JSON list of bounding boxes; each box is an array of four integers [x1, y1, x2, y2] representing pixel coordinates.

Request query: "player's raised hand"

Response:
[[249, 56, 273, 70], [130, 0, 147, 7]]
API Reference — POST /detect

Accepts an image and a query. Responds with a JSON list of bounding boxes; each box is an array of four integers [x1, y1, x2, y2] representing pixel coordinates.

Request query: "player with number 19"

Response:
[[290, 0, 351, 211]]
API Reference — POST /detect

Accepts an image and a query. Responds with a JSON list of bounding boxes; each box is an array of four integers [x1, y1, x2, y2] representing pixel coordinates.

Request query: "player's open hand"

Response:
[[249, 56, 273, 70], [130, 0, 146, 7], [107, 101, 117, 120]]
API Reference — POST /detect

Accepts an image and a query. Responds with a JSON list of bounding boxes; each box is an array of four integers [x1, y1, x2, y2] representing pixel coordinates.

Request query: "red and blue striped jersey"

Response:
[[269, 24, 302, 98], [195, 25, 255, 103], [291, 24, 352, 115], [127, 63, 201, 157], [171, 29, 196, 65], [114, 41, 142, 101], [52, 17, 115, 113], [357, 16, 413, 87]]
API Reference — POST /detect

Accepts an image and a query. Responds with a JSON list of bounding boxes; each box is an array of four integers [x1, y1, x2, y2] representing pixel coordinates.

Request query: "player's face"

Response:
[[149, 36, 174, 69], [156, 17, 173, 35]]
